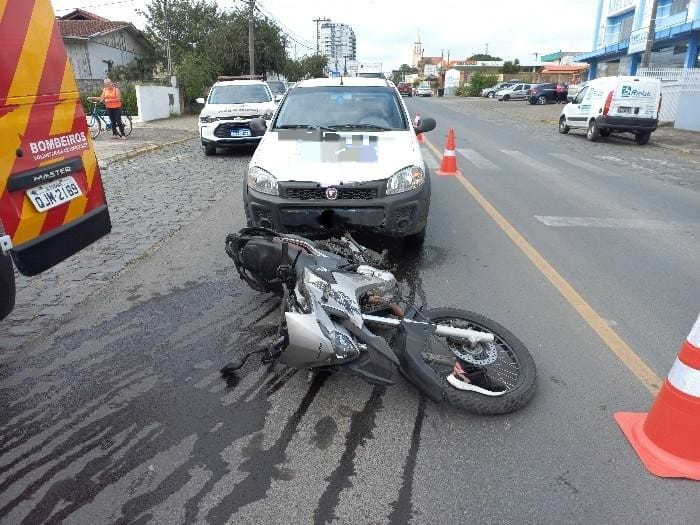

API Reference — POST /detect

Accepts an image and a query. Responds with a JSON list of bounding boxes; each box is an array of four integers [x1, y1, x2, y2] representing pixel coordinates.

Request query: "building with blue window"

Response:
[[576, 0, 700, 79]]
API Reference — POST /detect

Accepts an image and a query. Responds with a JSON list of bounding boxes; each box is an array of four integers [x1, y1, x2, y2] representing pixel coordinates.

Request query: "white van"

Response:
[[558, 76, 662, 145]]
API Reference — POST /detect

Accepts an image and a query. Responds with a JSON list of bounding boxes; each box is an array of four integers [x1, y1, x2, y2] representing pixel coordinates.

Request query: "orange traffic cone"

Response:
[[414, 113, 426, 144], [436, 128, 461, 176], [615, 313, 700, 480]]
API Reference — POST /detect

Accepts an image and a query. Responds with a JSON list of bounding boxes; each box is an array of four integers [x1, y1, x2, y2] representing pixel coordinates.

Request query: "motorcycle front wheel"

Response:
[[420, 308, 537, 415]]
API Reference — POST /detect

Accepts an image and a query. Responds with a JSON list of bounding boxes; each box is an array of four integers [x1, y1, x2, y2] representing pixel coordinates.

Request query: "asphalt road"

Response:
[[1, 99, 699, 524]]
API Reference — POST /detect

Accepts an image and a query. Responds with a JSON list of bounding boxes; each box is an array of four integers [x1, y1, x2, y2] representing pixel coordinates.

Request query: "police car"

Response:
[[197, 77, 280, 155]]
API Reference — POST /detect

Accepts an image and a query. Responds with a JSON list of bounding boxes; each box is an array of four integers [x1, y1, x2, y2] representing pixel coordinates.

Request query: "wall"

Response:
[[135, 85, 181, 122], [87, 30, 148, 80], [65, 41, 92, 79]]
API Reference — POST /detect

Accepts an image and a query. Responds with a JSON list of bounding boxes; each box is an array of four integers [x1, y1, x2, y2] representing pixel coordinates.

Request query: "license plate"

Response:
[[26, 176, 82, 212], [231, 128, 251, 137], [618, 106, 632, 114]]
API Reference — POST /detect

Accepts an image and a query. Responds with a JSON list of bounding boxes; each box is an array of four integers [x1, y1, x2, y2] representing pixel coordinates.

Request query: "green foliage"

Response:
[[466, 73, 499, 96], [467, 53, 502, 61], [455, 85, 469, 97], [412, 79, 420, 87], [79, 84, 137, 115], [390, 63, 419, 84], [110, 59, 155, 82], [500, 59, 520, 74], [178, 51, 218, 108], [284, 54, 328, 81]]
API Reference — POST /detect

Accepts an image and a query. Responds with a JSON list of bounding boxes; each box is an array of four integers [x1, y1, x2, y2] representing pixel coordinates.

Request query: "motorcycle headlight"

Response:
[[386, 165, 425, 195], [247, 166, 278, 195]]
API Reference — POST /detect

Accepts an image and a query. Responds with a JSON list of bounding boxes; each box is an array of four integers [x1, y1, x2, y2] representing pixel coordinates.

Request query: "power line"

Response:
[[255, 1, 315, 51], [54, 0, 136, 13]]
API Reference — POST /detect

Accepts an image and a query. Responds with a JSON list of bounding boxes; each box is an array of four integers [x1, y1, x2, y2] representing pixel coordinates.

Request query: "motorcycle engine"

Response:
[[356, 265, 400, 309]]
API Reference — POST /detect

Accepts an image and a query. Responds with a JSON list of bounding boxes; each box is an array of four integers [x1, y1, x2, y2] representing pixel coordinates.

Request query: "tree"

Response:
[[466, 72, 499, 96], [467, 53, 502, 61], [500, 59, 520, 74], [391, 63, 418, 84], [283, 54, 327, 81]]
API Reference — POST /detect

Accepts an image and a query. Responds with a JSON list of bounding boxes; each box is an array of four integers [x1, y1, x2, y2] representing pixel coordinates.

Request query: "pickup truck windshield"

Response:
[[273, 87, 407, 131]]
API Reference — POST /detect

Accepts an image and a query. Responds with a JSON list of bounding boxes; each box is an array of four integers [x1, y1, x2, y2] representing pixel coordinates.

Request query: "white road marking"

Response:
[[501, 150, 558, 174], [595, 155, 653, 172], [457, 148, 500, 170], [534, 216, 700, 231], [548, 153, 621, 177]]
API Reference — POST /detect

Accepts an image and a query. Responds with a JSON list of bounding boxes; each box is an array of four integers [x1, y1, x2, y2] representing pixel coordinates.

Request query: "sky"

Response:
[[51, 0, 599, 69]]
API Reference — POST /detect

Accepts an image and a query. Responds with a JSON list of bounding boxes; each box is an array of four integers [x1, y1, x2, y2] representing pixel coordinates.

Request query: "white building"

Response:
[[576, 0, 700, 78], [320, 22, 357, 76]]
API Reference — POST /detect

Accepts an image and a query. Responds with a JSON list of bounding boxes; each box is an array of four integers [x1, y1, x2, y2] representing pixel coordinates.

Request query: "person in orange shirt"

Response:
[[88, 77, 126, 139]]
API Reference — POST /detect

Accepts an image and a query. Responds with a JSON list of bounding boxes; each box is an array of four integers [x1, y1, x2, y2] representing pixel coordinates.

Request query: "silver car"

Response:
[[496, 83, 533, 101], [481, 82, 515, 98]]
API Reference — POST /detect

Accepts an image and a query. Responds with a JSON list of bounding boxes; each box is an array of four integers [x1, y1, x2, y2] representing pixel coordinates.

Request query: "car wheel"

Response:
[[599, 129, 612, 137], [203, 142, 216, 156], [537, 95, 547, 105], [586, 120, 600, 142], [558, 116, 570, 134], [488, 92, 495, 98], [635, 132, 651, 145], [503, 94, 510, 101]]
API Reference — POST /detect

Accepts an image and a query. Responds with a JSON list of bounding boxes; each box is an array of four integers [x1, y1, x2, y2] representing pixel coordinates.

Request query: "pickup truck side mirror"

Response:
[[414, 117, 436, 134], [250, 117, 267, 136], [196, 97, 205, 104]]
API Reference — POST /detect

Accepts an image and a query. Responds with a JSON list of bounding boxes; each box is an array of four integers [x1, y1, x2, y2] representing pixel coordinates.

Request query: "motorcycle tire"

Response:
[[421, 308, 537, 415]]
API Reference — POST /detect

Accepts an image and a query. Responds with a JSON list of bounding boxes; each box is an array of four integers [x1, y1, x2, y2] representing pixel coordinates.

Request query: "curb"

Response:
[[98, 134, 198, 169]]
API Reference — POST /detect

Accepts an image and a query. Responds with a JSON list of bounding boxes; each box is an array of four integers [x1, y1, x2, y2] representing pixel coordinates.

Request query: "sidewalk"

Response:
[[450, 97, 700, 157], [93, 115, 199, 166]]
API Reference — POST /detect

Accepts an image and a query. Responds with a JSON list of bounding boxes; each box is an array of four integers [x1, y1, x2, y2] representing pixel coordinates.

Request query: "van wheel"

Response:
[[600, 129, 611, 137], [586, 120, 600, 142], [635, 132, 651, 145], [203, 143, 216, 156], [558, 116, 570, 134]]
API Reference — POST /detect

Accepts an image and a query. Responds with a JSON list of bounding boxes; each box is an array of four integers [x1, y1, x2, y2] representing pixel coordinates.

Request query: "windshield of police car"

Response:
[[272, 87, 407, 131], [208, 84, 271, 104]]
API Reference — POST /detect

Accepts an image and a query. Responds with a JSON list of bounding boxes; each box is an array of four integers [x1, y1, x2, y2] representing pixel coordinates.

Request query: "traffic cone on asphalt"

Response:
[[436, 128, 461, 176], [414, 113, 426, 144], [615, 313, 700, 480]]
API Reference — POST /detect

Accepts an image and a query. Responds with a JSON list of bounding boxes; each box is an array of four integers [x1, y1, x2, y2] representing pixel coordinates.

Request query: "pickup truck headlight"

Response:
[[199, 115, 217, 123], [386, 165, 425, 195], [247, 166, 278, 195]]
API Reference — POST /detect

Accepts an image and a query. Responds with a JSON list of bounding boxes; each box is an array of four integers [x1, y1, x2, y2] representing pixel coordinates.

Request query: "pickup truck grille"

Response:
[[285, 187, 377, 200]]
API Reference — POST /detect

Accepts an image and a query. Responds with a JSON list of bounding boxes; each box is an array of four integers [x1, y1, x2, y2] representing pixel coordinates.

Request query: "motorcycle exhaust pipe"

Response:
[[362, 314, 495, 345]]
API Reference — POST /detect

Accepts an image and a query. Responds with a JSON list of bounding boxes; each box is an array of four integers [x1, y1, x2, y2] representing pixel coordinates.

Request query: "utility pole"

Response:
[[642, 0, 660, 67], [248, 0, 255, 77], [313, 17, 330, 54], [164, 0, 172, 75]]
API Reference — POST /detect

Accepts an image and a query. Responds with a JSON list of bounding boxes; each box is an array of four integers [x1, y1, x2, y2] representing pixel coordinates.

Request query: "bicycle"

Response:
[[86, 102, 133, 139]]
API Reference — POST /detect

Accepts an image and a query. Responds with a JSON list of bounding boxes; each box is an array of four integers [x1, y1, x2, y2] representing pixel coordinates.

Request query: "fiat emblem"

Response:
[[325, 187, 338, 200]]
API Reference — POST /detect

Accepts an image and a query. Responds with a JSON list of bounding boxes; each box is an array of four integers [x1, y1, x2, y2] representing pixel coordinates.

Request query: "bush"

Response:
[[466, 73, 499, 97], [455, 85, 469, 97], [79, 83, 137, 116]]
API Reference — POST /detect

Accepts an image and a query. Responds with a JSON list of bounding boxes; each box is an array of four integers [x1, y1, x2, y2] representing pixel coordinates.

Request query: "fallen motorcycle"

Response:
[[224, 227, 537, 415]]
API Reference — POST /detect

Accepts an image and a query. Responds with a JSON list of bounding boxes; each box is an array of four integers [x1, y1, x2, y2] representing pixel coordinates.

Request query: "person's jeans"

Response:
[[107, 107, 125, 136]]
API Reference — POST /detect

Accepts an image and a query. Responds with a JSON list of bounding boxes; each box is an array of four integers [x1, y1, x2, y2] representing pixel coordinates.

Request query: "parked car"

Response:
[[266, 79, 287, 100], [496, 83, 533, 101], [243, 76, 437, 242], [558, 76, 662, 145], [481, 82, 516, 98], [566, 81, 587, 100], [397, 82, 413, 97], [416, 84, 433, 97], [528, 83, 568, 104], [196, 78, 277, 155]]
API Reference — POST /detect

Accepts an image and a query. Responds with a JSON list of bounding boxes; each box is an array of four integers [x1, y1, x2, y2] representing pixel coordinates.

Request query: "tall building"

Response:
[[576, 0, 700, 79], [320, 22, 357, 75], [412, 30, 423, 68]]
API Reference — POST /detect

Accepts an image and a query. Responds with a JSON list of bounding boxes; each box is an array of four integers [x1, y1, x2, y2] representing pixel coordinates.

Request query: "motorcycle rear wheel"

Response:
[[421, 308, 537, 415]]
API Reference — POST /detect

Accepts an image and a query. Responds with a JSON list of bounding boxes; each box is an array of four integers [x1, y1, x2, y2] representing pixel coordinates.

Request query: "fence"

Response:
[[636, 67, 700, 123]]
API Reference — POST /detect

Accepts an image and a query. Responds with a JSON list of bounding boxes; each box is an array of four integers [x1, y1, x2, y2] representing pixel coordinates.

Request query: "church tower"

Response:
[[412, 30, 423, 68]]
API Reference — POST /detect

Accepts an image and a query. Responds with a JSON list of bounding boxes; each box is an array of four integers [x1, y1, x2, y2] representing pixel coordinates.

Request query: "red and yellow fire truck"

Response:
[[1, 0, 111, 320]]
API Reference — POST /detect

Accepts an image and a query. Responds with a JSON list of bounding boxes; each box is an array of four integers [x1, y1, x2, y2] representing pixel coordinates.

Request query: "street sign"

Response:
[[628, 28, 647, 55]]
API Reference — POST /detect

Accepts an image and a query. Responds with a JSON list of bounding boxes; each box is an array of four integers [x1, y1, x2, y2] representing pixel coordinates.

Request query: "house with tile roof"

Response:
[[57, 9, 153, 82]]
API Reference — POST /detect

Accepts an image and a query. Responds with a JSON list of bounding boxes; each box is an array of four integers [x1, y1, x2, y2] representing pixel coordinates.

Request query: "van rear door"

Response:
[[0, 0, 111, 276], [612, 78, 660, 119]]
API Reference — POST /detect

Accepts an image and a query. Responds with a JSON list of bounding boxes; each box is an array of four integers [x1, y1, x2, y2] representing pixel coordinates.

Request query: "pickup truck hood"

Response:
[[200, 102, 276, 118], [251, 130, 423, 184]]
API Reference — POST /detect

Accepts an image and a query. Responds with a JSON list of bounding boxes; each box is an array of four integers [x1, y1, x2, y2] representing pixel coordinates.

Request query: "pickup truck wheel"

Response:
[[558, 116, 570, 134], [203, 143, 216, 156], [586, 120, 600, 142], [635, 132, 651, 145]]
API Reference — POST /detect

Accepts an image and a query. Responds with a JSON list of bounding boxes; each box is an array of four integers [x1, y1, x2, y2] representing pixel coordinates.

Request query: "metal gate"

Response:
[[636, 67, 700, 122]]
